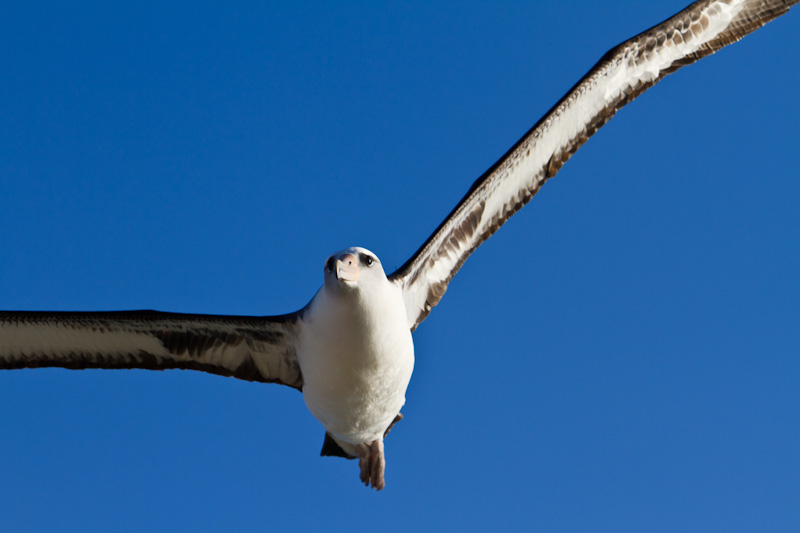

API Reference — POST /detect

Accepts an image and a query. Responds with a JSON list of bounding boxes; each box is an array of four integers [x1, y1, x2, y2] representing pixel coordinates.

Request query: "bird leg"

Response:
[[355, 439, 386, 491], [383, 412, 403, 437]]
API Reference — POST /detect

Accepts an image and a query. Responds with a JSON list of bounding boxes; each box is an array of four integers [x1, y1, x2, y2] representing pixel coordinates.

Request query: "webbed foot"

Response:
[[354, 439, 386, 491]]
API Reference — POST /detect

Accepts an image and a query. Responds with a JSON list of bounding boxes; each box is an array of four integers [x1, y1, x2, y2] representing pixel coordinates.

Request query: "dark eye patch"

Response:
[[325, 256, 335, 272], [359, 253, 375, 267]]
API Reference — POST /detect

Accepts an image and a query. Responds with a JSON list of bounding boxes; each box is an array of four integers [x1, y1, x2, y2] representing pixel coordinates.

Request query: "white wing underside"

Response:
[[390, 0, 797, 331], [0, 311, 303, 389]]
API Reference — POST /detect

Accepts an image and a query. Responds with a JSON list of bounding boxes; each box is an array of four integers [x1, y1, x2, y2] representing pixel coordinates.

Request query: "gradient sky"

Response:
[[1, 1, 798, 531]]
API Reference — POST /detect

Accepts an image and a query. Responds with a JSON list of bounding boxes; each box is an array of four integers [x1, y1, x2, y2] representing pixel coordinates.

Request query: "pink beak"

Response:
[[336, 253, 359, 282]]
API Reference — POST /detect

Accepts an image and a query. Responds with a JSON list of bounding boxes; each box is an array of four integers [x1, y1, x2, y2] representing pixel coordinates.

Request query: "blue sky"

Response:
[[1, 1, 798, 531]]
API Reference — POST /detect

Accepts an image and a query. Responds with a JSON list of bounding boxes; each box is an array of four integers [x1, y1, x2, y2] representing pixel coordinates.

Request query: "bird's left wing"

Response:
[[389, 0, 797, 331], [0, 310, 303, 389]]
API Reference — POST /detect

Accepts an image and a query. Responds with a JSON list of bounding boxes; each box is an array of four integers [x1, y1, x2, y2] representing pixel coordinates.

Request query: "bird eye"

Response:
[[325, 256, 335, 272], [360, 254, 374, 267]]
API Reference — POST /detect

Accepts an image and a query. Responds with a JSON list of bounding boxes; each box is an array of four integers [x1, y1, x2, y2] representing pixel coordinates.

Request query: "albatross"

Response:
[[0, 0, 796, 490]]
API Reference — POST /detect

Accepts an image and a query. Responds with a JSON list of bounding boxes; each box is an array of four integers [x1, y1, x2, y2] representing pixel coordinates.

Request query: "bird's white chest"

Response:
[[296, 282, 414, 446]]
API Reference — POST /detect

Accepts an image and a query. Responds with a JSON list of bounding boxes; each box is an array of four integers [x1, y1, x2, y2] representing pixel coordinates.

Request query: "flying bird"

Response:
[[1, 0, 796, 490]]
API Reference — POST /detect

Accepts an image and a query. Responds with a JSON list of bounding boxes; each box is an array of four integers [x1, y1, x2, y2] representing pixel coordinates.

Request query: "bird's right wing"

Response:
[[0, 310, 303, 389]]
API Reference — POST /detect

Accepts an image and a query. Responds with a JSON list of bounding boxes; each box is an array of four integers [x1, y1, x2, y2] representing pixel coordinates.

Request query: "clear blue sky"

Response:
[[1, 1, 798, 531]]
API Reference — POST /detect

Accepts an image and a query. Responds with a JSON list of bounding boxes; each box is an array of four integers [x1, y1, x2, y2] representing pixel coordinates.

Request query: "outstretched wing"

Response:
[[0, 310, 303, 389], [389, 0, 796, 331]]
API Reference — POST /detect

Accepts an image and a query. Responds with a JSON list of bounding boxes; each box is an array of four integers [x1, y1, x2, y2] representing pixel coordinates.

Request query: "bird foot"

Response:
[[355, 439, 386, 491], [383, 412, 403, 437]]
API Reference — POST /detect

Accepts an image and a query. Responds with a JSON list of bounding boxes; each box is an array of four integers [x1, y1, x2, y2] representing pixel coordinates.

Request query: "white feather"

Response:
[[296, 247, 414, 450]]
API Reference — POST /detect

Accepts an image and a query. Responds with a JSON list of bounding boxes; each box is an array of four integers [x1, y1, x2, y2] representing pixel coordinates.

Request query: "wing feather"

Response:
[[390, 0, 797, 331], [0, 310, 303, 389]]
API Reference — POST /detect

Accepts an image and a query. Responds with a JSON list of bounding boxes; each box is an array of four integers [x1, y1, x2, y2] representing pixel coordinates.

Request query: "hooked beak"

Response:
[[336, 253, 359, 282]]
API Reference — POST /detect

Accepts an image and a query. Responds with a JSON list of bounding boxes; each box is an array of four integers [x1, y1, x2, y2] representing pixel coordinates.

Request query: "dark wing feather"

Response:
[[0, 310, 303, 389], [389, 0, 797, 331]]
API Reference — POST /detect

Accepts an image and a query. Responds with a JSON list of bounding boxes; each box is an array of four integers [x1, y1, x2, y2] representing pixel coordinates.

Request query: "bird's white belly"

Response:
[[296, 287, 414, 446]]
